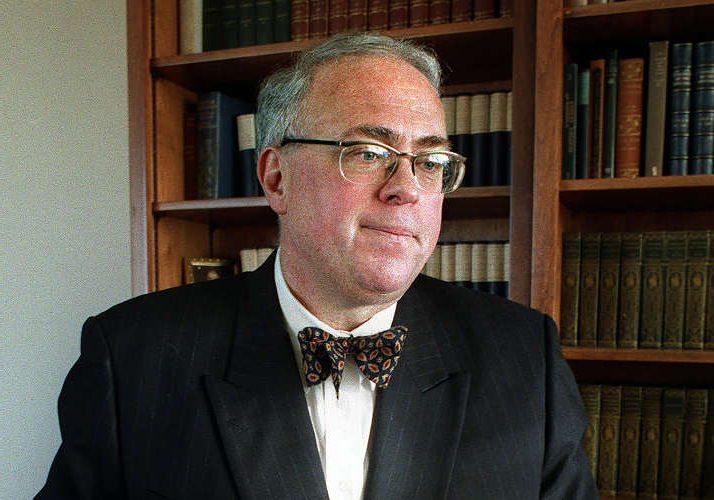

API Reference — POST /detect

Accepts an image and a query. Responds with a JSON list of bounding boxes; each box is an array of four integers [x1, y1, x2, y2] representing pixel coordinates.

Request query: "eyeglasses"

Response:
[[280, 138, 466, 194]]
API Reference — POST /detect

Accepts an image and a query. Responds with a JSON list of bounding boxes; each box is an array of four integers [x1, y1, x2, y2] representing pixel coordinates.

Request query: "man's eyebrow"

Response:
[[340, 125, 452, 150]]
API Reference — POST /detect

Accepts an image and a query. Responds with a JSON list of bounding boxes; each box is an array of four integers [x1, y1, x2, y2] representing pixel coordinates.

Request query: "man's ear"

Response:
[[257, 146, 287, 215]]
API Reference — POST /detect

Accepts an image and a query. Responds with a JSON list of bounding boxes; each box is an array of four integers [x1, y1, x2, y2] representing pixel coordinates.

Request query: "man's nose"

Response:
[[377, 156, 420, 205]]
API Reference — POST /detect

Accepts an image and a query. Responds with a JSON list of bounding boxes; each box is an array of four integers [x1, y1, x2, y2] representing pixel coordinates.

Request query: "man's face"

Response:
[[277, 54, 446, 312]]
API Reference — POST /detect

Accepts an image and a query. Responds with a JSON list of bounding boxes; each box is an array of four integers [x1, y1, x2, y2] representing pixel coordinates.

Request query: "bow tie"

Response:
[[297, 326, 408, 397]]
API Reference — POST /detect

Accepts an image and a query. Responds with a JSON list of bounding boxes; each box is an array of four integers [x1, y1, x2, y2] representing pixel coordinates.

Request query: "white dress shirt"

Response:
[[274, 249, 397, 500]]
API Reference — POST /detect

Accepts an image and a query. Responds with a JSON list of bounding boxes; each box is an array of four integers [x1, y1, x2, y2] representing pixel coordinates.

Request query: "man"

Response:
[[38, 33, 598, 499]]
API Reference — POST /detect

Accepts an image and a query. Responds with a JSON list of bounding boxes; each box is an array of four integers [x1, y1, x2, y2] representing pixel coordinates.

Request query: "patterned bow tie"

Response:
[[297, 326, 408, 397]]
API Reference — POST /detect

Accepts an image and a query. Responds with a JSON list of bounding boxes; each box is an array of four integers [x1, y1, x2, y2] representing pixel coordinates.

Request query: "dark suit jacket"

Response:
[[37, 254, 598, 499]]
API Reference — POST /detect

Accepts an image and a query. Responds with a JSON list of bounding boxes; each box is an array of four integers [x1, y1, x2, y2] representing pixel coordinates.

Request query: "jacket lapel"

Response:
[[204, 254, 329, 500], [364, 279, 471, 500]]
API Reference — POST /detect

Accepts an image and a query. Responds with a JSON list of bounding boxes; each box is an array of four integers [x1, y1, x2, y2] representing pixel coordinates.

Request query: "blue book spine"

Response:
[[665, 42, 693, 176], [690, 41, 714, 175]]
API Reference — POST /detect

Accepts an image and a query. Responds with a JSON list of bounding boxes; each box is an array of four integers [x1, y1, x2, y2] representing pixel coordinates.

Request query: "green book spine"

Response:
[[659, 387, 686, 500], [597, 233, 621, 348], [597, 385, 622, 496], [563, 63, 578, 180], [560, 232, 582, 346], [238, 0, 257, 46], [589, 59, 606, 178], [616, 385, 642, 497], [579, 384, 601, 480], [706, 237, 714, 350], [701, 388, 714, 499], [691, 41, 714, 174], [618, 232, 643, 348], [684, 230, 711, 349], [680, 388, 708, 500], [640, 232, 665, 349], [255, 0, 274, 45], [665, 42, 693, 175], [638, 387, 663, 499], [576, 69, 591, 179], [602, 49, 619, 178], [663, 231, 688, 349], [222, 0, 240, 49], [272, 0, 291, 42], [578, 233, 601, 347], [203, 0, 223, 51]]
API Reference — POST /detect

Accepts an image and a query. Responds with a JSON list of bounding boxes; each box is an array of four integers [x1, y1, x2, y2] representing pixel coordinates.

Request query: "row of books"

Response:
[[421, 241, 510, 298], [180, 0, 513, 53], [560, 231, 714, 350], [442, 92, 512, 187], [579, 384, 714, 499], [184, 247, 275, 283], [562, 40, 714, 180], [565, 0, 639, 5], [186, 91, 260, 199]]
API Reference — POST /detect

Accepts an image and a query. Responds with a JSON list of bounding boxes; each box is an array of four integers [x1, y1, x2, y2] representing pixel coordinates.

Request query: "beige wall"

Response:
[[1, 1, 131, 497]]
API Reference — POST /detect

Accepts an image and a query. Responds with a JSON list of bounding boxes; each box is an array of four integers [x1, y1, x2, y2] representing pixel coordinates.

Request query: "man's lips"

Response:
[[362, 225, 415, 238]]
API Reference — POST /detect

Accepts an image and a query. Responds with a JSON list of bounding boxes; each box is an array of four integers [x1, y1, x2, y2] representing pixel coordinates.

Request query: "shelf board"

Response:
[[564, 0, 714, 45], [559, 175, 714, 211], [153, 185, 511, 226], [151, 19, 513, 92], [562, 347, 714, 364]]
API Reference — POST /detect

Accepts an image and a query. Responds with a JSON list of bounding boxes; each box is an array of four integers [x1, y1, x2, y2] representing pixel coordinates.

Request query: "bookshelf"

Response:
[[127, 0, 714, 497]]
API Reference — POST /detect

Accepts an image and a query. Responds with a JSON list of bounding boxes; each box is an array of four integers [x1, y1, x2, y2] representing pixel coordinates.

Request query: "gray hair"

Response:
[[255, 32, 443, 153]]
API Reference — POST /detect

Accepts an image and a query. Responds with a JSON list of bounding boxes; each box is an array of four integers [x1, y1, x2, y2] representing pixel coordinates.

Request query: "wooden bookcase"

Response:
[[127, 0, 714, 497]]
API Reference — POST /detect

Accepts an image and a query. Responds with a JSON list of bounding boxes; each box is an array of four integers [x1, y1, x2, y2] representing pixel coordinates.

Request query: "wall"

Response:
[[1, 1, 131, 497]]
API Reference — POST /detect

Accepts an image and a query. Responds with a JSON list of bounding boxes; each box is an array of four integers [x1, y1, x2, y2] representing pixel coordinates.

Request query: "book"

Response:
[[202, 0, 222, 51], [617, 232, 643, 349], [560, 232, 581, 347], [454, 242, 472, 288], [257, 247, 273, 267], [197, 92, 255, 199], [602, 49, 619, 178], [589, 59, 606, 178], [328, 0, 348, 34], [684, 230, 711, 349], [563, 63, 578, 179], [273, 0, 291, 42], [440, 242, 456, 283], [503, 242, 510, 299], [236, 113, 257, 197], [308, 0, 328, 37], [487, 242, 507, 297], [489, 92, 509, 186], [408, 0, 430, 27], [222, 0, 240, 49], [597, 233, 620, 348], [640, 232, 665, 349], [691, 40, 714, 175], [497, 0, 512, 17], [472, 242, 489, 293], [579, 384, 601, 480], [597, 385, 622, 497], [388, 0, 408, 28], [442, 96, 456, 151], [347, 0, 367, 29], [701, 388, 714, 499], [255, 0, 274, 45], [473, 0, 495, 19], [707, 235, 714, 350], [291, 0, 310, 40], [665, 42, 693, 176], [424, 245, 442, 279], [455, 94, 472, 181], [469, 93, 490, 187], [367, 0, 388, 30], [680, 388, 708, 500], [179, 0, 203, 55], [578, 232, 600, 347], [238, 0, 257, 46], [638, 387, 663, 500], [240, 247, 259, 272], [505, 91, 513, 185], [662, 231, 688, 349], [576, 69, 590, 179], [659, 387, 685, 500], [429, 0, 450, 24], [643, 40, 669, 176], [615, 57, 644, 178], [616, 385, 642, 497], [184, 102, 198, 200], [451, 0, 472, 22]]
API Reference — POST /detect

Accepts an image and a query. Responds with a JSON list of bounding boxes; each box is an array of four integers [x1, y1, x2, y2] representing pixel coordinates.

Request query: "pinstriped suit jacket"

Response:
[[37, 253, 598, 499]]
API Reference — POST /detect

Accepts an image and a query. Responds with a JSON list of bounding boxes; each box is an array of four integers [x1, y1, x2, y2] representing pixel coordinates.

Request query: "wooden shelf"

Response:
[[559, 175, 714, 211], [151, 19, 513, 92], [562, 347, 714, 364]]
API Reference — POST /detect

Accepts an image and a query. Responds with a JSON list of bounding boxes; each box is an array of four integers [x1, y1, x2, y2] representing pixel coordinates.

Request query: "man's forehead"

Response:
[[339, 125, 451, 149]]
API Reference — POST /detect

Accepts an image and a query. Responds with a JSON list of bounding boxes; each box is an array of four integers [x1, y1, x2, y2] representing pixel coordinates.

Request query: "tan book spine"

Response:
[[560, 232, 582, 346], [597, 385, 622, 496], [640, 232, 665, 349], [578, 232, 601, 347], [442, 96, 456, 138], [579, 384, 601, 480], [440, 242, 456, 283], [597, 233, 621, 348], [256, 247, 274, 267], [471, 242, 488, 292], [239, 248, 259, 272], [701, 388, 714, 499], [179, 0, 203, 54], [486, 241, 504, 294], [684, 230, 711, 349], [680, 388, 708, 500], [617, 232, 643, 348], [644, 40, 669, 176], [454, 242, 472, 288], [423, 245, 441, 279], [616, 385, 642, 497], [663, 231, 687, 349], [615, 58, 645, 178], [659, 387, 686, 500], [638, 387, 663, 499]]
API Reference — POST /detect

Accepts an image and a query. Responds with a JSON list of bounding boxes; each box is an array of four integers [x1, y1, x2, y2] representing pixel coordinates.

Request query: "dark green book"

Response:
[[638, 387, 663, 500], [663, 231, 688, 349], [690, 41, 714, 174], [202, 0, 223, 51], [597, 385, 622, 497], [616, 385, 642, 497], [578, 232, 601, 347], [222, 0, 240, 49], [560, 232, 582, 346], [659, 387, 686, 500], [563, 63, 578, 179], [640, 232, 665, 349], [238, 0, 257, 46], [576, 69, 590, 179], [684, 230, 711, 349], [602, 49, 619, 178], [701, 388, 714, 499], [680, 388, 708, 500], [707, 236, 714, 350], [255, 0, 274, 45], [597, 233, 621, 348], [618, 233, 643, 348], [665, 42, 693, 175], [273, 0, 292, 42], [579, 384, 601, 480]]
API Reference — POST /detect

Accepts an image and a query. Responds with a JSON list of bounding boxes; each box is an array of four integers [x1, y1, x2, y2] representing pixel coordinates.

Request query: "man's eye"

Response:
[[359, 151, 378, 161]]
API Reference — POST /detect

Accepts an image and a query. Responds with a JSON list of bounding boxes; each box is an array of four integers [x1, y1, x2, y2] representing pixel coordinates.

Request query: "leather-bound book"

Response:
[[615, 57, 644, 178]]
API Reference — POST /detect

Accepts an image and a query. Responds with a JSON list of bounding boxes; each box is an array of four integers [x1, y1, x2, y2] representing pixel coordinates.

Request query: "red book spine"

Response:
[[451, 0, 472, 22], [309, 0, 328, 37], [429, 0, 450, 24], [389, 0, 409, 28], [291, 0, 310, 40], [367, 0, 388, 30], [615, 58, 645, 178], [328, 0, 348, 34], [473, 0, 494, 19], [347, 0, 368, 30], [498, 0, 512, 17], [409, 0, 430, 26]]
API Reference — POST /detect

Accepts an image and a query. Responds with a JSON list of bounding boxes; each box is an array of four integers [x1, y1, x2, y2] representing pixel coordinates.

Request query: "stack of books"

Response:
[[562, 40, 714, 179], [579, 383, 714, 499], [560, 230, 714, 350]]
